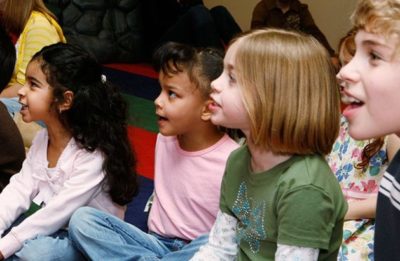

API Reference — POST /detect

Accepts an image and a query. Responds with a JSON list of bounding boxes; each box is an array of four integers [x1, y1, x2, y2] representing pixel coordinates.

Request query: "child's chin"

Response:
[[158, 129, 175, 137], [210, 116, 222, 125], [21, 116, 33, 123], [348, 125, 378, 141]]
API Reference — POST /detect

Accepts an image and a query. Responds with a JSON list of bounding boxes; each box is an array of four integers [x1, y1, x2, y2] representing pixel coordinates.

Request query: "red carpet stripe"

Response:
[[128, 126, 156, 180], [104, 63, 159, 79]]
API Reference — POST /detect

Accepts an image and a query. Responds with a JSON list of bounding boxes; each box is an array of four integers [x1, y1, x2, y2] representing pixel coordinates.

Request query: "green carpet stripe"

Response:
[[123, 94, 158, 132]]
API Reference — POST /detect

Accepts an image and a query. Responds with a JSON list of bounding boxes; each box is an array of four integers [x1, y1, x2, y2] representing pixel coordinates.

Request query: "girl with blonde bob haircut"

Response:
[[192, 29, 347, 260], [236, 29, 340, 155]]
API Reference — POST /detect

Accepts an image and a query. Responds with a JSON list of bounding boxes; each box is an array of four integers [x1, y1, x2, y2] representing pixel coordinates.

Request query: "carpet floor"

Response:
[[103, 63, 159, 231]]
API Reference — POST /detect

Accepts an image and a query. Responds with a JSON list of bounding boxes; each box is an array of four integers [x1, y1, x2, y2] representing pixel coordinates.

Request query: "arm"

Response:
[[0, 130, 47, 234], [251, 1, 268, 29], [0, 149, 106, 258], [191, 210, 238, 260], [277, 185, 345, 255], [344, 134, 400, 220], [344, 196, 377, 220], [276, 244, 319, 261]]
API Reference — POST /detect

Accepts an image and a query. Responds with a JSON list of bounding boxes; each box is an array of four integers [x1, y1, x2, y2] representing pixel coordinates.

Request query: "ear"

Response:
[[58, 90, 74, 112], [200, 99, 213, 121]]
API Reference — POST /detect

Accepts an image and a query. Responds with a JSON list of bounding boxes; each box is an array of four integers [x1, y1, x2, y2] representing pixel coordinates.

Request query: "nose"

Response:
[[210, 74, 223, 93], [17, 84, 27, 100], [154, 92, 163, 109], [336, 58, 359, 87]]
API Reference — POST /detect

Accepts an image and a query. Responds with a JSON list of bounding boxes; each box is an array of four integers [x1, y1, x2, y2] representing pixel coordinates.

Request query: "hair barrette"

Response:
[[101, 74, 107, 83]]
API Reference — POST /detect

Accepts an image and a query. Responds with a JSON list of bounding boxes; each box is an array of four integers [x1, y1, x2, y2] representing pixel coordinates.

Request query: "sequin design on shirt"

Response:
[[232, 182, 266, 254]]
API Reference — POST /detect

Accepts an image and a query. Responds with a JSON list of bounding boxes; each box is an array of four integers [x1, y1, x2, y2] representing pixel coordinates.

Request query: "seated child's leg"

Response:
[[10, 230, 83, 261], [161, 234, 209, 261], [69, 207, 171, 260]]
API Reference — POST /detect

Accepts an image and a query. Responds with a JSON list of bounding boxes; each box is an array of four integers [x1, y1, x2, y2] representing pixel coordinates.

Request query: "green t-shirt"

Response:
[[220, 146, 348, 261]]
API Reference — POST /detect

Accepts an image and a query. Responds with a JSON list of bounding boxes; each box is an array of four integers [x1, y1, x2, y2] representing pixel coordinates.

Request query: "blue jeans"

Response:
[[3, 216, 84, 261], [69, 207, 209, 261]]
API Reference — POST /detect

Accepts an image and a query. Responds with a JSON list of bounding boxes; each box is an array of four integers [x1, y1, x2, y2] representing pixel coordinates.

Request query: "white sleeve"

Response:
[[191, 210, 238, 261], [0, 155, 38, 235], [275, 243, 319, 261], [0, 150, 106, 258]]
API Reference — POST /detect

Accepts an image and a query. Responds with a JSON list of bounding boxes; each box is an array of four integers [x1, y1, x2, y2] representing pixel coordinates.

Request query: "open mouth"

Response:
[[346, 99, 364, 109], [342, 95, 364, 117], [208, 101, 220, 112], [20, 104, 28, 111], [341, 94, 363, 105], [157, 115, 168, 121], [340, 88, 364, 106]]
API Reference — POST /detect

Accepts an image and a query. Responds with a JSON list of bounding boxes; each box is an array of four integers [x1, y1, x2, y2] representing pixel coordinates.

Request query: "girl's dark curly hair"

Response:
[[32, 43, 138, 205], [153, 41, 223, 98]]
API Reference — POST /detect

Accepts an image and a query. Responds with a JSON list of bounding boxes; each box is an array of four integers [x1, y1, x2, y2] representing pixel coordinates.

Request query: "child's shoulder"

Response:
[[218, 133, 241, 150], [30, 11, 52, 25], [227, 144, 247, 158], [282, 154, 338, 189]]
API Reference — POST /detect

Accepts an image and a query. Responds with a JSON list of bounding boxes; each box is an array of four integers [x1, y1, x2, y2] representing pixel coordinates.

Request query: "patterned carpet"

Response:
[[103, 63, 159, 231]]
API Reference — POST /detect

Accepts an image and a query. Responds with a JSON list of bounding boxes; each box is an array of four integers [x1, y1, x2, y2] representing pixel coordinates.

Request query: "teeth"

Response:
[[341, 95, 361, 104]]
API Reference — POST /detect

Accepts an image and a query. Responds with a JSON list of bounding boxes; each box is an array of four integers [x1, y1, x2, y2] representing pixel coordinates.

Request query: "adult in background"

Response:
[[142, 0, 242, 59], [251, 0, 339, 68], [0, 24, 25, 192]]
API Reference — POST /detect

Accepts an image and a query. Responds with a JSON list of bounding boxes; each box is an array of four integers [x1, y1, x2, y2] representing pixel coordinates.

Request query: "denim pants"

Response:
[[3, 215, 84, 261], [69, 207, 209, 261]]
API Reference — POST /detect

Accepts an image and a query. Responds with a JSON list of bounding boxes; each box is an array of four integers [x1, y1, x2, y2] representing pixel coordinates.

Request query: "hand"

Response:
[[0, 251, 4, 260]]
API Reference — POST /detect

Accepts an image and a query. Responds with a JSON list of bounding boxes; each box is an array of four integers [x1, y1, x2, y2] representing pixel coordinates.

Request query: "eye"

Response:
[[369, 51, 381, 61], [228, 73, 236, 84], [29, 81, 37, 90], [168, 91, 177, 98]]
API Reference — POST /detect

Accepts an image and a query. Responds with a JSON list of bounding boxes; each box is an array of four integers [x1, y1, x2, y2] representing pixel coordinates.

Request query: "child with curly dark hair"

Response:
[[0, 43, 138, 260]]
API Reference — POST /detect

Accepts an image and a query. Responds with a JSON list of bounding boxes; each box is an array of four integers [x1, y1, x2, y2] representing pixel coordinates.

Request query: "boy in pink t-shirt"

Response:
[[68, 42, 239, 260]]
